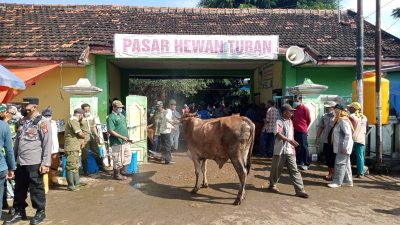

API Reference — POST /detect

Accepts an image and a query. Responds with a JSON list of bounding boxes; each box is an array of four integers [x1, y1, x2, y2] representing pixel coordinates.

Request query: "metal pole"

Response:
[[337, 0, 341, 23], [375, 0, 382, 166], [356, 0, 364, 106]]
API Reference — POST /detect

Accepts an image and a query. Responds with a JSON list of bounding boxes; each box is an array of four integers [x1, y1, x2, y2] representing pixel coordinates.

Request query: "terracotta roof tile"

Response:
[[0, 3, 399, 61]]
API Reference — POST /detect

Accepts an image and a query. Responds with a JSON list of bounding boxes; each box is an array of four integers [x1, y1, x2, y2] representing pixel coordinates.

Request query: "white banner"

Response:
[[114, 34, 279, 59]]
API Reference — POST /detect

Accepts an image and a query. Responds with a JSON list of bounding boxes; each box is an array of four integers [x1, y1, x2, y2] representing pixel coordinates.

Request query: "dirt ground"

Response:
[[4, 151, 400, 225]]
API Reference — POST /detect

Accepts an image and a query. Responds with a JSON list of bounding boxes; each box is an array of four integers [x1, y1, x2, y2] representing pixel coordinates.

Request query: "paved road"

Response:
[[6, 152, 400, 225]]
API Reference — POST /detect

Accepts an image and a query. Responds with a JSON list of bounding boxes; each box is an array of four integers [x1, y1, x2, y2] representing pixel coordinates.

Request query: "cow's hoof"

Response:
[[191, 188, 199, 194], [233, 199, 242, 205], [201, 183, 208, 188]]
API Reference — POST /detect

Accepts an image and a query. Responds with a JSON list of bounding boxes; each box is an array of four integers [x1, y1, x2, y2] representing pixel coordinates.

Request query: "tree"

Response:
[[129, 79, 213, 106], [198, 0, 338, 9], [392, 8, 400, 19]]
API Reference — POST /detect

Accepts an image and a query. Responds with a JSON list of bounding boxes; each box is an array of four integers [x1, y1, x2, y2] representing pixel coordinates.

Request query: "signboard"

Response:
[[115, 34, 279, 59]]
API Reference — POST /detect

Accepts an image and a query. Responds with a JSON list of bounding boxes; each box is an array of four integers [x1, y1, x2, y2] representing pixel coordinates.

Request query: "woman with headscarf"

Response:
[[328, 104, 354, 188], [348, 102, 368, 178]]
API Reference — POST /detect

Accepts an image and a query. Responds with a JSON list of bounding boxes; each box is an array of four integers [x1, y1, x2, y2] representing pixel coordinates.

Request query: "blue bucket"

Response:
[[87, 151, 99, 174], [127, 152, 138, 174], [62, 155, 67, 177]]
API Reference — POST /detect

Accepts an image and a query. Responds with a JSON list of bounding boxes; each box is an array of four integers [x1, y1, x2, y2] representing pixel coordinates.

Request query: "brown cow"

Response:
[[181, 114, 255, 205]]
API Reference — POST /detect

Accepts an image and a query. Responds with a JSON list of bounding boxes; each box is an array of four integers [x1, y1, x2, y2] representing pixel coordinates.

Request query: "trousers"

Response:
[[269, 154, 306, 195], [65, 150, 80, 173], [353, 142, 365, 176], [111, 143, 132, 170], [332, 152, 353, 185], [160, 133, 172, 163], [0, 170, 7, 218], [295, 131, 309, 166], [14, 164, 46, 211]]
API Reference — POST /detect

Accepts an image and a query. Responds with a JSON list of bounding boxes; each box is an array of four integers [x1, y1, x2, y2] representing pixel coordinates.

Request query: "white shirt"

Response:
[[333, 119, 354, 154], [160, 109, 174, 134]]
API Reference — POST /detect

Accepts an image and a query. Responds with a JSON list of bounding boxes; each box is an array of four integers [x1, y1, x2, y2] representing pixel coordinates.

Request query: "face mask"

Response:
[[117, 108, 123, 114], [84, 112, 91, 117], [293, 102, 301, 108], [21, 108, 28, 117], [44, 116, 52, 121]]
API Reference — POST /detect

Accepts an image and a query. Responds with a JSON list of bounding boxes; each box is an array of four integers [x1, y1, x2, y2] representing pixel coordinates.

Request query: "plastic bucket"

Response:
[[62, 155, 67, 177], [127, 152, 138, 174], [87, 151, 99, 174]]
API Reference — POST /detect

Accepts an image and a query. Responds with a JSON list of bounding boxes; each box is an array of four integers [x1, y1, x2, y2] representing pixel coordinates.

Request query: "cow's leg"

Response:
[[201, 159, 208, 188], [191, 158, 202, 194], [230, 156, 247, 205]]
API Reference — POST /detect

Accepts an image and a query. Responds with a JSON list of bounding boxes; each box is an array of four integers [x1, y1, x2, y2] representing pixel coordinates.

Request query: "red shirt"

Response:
[[292, 104, 311, 133]]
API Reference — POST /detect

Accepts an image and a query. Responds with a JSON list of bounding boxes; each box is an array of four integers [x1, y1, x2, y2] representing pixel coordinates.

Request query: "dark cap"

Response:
[[23, 97, 39, 105], [334, 104, 346, 111], [73, 108, 85, 115], [281, 104, 296, 112], [41, 107, 52, 116]]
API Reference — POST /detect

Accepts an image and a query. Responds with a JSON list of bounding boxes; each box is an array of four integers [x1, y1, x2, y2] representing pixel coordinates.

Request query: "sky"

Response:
[[1, 0, 399, 37]]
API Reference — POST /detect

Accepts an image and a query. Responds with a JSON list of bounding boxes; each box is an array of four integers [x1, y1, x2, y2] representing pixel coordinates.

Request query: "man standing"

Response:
[[5, 98, 52, 225], [348, 102, 368, 178], [64, 108, 85, 191], [292, 96, 311, 170], [170, 103, 181, 152], [0, 105, 16, 219], [259, 100, 279, 157], [315, 101, 336, 181], [107, 100, 132, 180], [268, 104, 309, 198], [147, 101, 164, 156], [159, 99, 177, 164], [80, 103, 104, 174]]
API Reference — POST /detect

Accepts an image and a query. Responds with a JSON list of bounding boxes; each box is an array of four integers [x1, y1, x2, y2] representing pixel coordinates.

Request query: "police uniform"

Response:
[[13, 113, 51, 216], [80, 115, 102, 173]]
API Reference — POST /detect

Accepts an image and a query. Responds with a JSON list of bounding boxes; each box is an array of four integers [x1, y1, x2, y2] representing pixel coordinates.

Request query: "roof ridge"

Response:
[[0, 3, 347, 15]]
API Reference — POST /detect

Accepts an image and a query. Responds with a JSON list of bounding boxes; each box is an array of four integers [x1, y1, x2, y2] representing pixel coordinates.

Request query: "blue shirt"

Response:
[[198, 110, 211, 120], [0, 120, 16, 172]]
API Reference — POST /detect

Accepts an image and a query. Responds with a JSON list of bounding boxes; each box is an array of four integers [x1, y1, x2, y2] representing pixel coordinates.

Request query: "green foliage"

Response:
[[198, 0, 338, 9], [392, 8, 400, 19], [129, 79, 212, 106], [129, 78, 249, 108]]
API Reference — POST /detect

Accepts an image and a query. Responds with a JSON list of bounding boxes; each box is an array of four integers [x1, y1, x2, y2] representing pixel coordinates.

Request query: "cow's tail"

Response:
[[242, 117, 255, 175]]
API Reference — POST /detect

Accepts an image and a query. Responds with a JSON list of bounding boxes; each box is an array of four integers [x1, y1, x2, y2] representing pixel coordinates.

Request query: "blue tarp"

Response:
[[389, 81, 400, 119], [0, 65, 26, 90]]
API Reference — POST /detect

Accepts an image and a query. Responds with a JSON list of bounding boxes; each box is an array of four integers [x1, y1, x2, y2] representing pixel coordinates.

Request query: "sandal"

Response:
[[323, 175, 332, 181]]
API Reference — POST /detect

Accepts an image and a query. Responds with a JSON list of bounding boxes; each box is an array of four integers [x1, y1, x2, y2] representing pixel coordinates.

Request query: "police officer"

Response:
[[5, 97, 52, 225], [64, 108, 85, 191], [80, 103, 104, 174]]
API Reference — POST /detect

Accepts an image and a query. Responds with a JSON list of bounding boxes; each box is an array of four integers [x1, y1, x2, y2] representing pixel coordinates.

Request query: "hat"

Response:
[[155, 101, 163, 107], [41, 107, 52, 116], [323, 101, 336, 108], [23, 97, 39, 105], [348, 102, 362, 110], [112, 100, 124, 108], [169, 99, 177, 105], [281, 104, 296, 112], [74, 108, 85, 115], [0, 104, 7, 113], [334, 104, 346, 111], [0, 104, 6, 113]]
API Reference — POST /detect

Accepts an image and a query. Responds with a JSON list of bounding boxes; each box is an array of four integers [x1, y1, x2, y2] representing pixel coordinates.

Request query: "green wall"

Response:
[[94, 55, 109, 123], [295, 66, 356, 97]]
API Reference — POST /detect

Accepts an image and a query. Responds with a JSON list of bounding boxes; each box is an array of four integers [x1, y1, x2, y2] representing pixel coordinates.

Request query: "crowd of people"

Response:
[[256, 97, 368, 198], [0, 95, 369, 224]]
